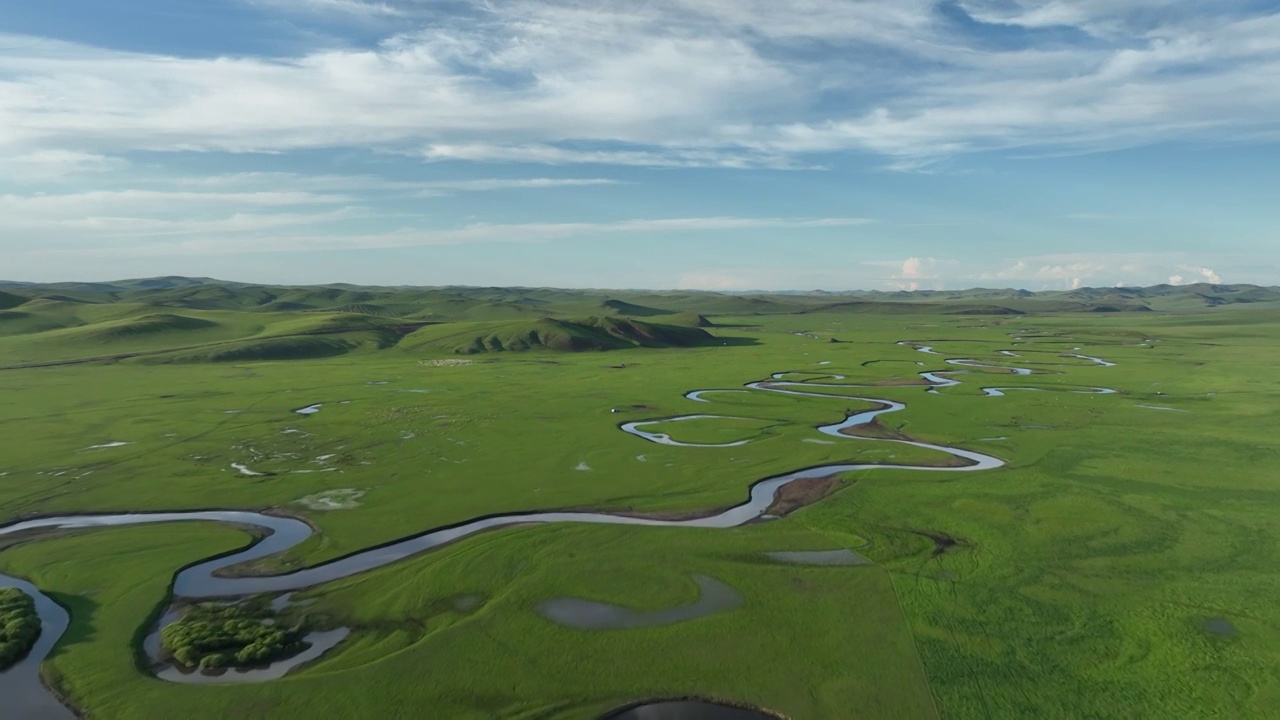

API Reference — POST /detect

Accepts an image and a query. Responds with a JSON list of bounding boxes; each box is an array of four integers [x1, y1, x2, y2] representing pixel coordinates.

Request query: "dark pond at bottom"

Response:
[[602, 700, 780, 719]]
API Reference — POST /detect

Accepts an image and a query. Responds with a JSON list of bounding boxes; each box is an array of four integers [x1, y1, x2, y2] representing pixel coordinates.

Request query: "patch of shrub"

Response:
[[160, 602, 305, 671], [0, 587, 42, 670]]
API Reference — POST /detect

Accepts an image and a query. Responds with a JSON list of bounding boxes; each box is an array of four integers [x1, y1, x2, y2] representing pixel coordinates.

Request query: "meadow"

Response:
[[1, 279, 1278, 718]]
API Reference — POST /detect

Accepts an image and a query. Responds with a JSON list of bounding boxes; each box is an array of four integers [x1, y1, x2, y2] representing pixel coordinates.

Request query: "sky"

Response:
[[2, 0, 1279, 291]]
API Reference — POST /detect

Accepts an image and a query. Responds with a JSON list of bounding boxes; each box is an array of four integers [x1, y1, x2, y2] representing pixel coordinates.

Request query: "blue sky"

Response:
[[2, 0, 1278, 290]]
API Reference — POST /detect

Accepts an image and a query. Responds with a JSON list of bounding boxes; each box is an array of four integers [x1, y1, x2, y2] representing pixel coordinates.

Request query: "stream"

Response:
[[0, 341, 1116, 718]]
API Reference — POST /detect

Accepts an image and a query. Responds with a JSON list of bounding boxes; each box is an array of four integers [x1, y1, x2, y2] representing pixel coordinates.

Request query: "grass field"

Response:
[[1, 280, 1279, 718]]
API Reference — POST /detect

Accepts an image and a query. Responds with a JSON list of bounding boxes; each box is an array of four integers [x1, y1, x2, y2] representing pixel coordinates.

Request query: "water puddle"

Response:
[[294, 404, 323, 416], [763, 549, 870, 566], [85, 441, 131, 450], [538, 576, 741, 630], [1204, 617, 1236, 636]]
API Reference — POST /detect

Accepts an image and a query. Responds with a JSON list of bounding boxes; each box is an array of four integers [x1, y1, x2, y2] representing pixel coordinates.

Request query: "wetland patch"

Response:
[[601, 700, 783, 720], [537, 575, 741, 630], [293, 489, 366, 510], [762, 549, 871, 567]]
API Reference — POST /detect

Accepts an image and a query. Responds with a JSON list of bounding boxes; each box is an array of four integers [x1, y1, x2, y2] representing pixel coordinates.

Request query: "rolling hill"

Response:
[[2, 276, 1277, 367], [399, 317, 716, 355]]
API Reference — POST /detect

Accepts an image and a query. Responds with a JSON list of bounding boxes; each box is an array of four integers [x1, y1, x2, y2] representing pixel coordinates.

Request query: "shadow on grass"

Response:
[[705, 336, 762, 348], [45, 592, 99, 660]]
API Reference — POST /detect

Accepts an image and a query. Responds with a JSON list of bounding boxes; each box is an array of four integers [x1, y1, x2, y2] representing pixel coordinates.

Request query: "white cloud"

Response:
[[0, 190, 348, 218], [900, 256, 936, 279], [0, 2, 1277, 167], [436, 178, 614, 191], [49, 209, 361, 237], [422, 144, 807, 169], [667, 252, 1247, 291], [166, 172, 621, 194], [246, 0, 404, 17], [845, 253, 1244, 290], [0, 189, 363, 243], [1168, 265, 1223, 285], [975, 253, 1237, 289], [3, 150, 126, 180], [414, 178, 622, 194], [21, 215, 870, 256]]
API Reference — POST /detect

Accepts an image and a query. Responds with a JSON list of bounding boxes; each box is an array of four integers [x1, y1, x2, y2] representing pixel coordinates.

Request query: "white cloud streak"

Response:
[[0, 190, 349, 217], [27, 216, 871, 256], [249, 0, 405, 16], [0, 2, 1277, 168]]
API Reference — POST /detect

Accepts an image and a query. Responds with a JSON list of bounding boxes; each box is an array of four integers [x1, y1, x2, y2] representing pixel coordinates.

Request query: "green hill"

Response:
[[803, 300, 1023, 316], [400, 317, 715, 355], [159, 336, 366, 363], [12, 276, 1272, 317], [667, 312, 715, 327], [3, 277, 1278, 368], [0, 291, 27, 311], [600, 299, 673, 317], [76, 313, 220, 342]]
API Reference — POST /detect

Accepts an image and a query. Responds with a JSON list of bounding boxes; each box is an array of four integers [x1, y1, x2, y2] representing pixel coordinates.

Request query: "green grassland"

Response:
[[1, 279, 1279, 718]]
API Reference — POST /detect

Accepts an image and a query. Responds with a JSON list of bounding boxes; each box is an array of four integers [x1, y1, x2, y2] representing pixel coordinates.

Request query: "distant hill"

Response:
[[6, 277, 1275, 316], [72, 313, 220, 342], [0, 291, 27, 311], [400, 317, 715, 355], [801, 300, 1023, 316], [666, 312, 715, 327], [3, 277, 1277, 367], [600, 298, 673, 317]]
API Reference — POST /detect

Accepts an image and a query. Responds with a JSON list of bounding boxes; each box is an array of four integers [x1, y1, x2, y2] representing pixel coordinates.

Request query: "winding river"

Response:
[[0, 342, 1116, 718]]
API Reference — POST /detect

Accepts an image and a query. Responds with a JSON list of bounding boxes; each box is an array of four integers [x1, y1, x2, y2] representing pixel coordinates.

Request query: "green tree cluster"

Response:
[[0, 587, 42, 670], [160, 603, 304, 671]]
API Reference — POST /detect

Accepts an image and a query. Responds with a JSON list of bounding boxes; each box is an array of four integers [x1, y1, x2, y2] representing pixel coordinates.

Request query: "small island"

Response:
[[160, 600, 307, 672], [0, 587, 42, 670]]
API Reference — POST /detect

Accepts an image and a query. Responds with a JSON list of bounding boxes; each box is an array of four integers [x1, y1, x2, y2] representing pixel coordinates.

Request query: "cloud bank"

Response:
[[2, 2, 1278, 168]]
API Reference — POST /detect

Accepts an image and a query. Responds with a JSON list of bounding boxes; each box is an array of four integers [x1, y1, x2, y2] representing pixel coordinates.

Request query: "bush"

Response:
[[161, 602, 305, 671], [0, 587, 42, 670]]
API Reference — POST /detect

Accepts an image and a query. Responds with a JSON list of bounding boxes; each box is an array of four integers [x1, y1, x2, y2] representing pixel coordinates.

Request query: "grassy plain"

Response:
[[1, 283, 1279, 718]]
